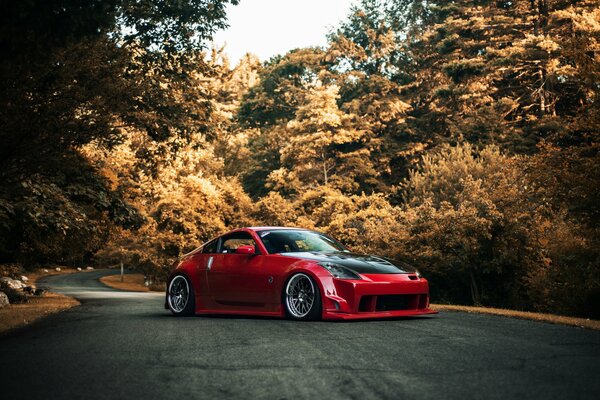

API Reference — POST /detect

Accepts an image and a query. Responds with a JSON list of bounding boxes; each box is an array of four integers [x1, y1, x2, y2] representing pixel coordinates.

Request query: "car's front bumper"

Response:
[[319, 273, 438, 320]]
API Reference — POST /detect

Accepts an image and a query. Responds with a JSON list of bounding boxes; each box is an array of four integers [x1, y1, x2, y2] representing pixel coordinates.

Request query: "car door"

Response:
[[207, 231, 270, 308]]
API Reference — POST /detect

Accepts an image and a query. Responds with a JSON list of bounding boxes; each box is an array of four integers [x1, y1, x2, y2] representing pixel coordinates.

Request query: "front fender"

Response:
[[279, 261, 338, 317]]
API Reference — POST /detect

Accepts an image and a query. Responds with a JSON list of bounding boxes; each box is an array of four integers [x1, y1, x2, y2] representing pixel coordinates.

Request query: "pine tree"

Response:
[[268, 84, 378, 194], [406, 0, 600, 151]]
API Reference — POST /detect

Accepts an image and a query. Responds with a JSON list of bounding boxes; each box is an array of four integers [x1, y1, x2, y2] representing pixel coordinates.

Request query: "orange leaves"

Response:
[[271, 83, 379, 192]]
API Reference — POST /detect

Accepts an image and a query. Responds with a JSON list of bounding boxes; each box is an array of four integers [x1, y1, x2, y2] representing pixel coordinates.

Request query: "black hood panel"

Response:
[[280, 251, 415, 274]]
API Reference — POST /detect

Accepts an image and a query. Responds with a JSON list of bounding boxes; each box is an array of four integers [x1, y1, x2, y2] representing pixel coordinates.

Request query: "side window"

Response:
[[202, 239, 218, 254], [220, 232, 256, 254]]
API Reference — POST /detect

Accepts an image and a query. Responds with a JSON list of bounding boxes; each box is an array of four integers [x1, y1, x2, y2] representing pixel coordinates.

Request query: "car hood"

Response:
[[279, 251, 416, 274]]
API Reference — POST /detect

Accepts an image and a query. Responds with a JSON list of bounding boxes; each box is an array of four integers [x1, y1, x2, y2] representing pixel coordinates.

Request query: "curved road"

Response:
[[0, 270, 599, 399]]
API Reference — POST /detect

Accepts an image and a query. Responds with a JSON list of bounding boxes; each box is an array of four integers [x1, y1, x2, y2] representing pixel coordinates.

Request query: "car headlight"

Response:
[[318, 262, 361, 280]]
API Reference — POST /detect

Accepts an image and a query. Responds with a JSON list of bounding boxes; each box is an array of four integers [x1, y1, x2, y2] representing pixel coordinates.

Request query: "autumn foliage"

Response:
[[1, 0, 599, 318]]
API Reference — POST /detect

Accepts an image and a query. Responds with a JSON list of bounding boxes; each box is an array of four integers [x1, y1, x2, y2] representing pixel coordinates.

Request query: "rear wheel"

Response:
[[167, 275, 195, 316], [284, 273, 321, 321]]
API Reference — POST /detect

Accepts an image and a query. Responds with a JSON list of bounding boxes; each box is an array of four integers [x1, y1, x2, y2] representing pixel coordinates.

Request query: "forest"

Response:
[[0, 0, 598, 318]]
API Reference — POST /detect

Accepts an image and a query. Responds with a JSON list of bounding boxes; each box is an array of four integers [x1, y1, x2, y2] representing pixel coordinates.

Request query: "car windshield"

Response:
[[258, 230, 346, 254]]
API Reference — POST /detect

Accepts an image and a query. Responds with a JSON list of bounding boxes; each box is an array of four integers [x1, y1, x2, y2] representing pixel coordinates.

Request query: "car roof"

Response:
[[245, 226, 310, 232]]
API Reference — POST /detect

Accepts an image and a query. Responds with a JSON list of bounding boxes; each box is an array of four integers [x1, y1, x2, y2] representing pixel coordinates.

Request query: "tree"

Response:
[[268, 84, 379, 194], [85, 48, 259, 280], [234, 48, 327, 197], [87, 128, 255, 281], [0, 0, 238, 266], [404, 0, 600, 152], [325, 0, 431, 191], [237, 48, 326, 128]]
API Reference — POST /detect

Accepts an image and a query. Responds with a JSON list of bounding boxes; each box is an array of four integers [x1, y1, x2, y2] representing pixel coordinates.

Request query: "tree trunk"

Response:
[[532, 0, 550, 117]]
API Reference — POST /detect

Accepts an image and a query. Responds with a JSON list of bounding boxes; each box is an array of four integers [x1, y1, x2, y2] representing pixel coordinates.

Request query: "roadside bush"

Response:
[[397, 143, 542, 307], [0, 285, 28, 304], [526, 217, 600, 318]]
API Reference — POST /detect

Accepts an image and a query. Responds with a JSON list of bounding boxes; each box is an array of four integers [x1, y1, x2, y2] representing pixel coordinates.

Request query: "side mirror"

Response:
[[235, 245, 256, 255]]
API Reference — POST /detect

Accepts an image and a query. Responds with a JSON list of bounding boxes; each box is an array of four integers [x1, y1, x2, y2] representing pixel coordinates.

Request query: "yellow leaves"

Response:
[[553, 8, 600, 33], [317, 111, 342, 128], [266, 168, 302, 193], [366, 27, 397, 59], [332, 128, 368, 145], [364, 97, 411, 123], [536, 37, 560, 53], [265, 187, 398, 253], [404, 143, 520, 233], [254, 191, 297, 227], [273, 82, 380, 191], [513, 33, 560, 56], [291, 84, 343, 129], [396, 142, 429, 158], [226, 52, 261, 93], [465, 81, 489, 95], [526, 114, 538, 121], [551, 62, 577, 78], [327, 35, 368, 64]]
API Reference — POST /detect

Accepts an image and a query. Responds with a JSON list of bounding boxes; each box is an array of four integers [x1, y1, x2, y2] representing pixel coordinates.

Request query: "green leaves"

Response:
[[117, 0, 238, 54]]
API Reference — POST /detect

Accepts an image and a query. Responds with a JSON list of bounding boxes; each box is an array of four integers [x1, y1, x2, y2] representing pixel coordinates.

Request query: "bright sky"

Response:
[[212, 0, 356, 65]]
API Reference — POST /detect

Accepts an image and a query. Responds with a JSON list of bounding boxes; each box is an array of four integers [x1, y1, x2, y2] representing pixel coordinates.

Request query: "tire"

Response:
[[283, 273, 322, 321], [167, 274, 195, 316]]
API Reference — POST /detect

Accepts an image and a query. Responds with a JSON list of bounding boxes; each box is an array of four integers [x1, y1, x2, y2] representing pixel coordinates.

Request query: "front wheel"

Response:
[[167, 275, 195, 316], [284, 273, 321, 321]]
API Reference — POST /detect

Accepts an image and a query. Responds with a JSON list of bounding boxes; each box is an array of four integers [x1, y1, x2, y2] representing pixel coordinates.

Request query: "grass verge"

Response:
[[432, 304, 600, 330], [100, 274, 152, 292]]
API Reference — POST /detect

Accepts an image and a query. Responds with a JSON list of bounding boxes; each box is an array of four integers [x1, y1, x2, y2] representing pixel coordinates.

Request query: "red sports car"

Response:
[[166, 227, 437, 320]]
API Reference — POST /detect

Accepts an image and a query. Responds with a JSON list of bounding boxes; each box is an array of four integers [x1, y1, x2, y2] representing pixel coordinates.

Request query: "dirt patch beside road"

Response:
[[100, 273, 152, 292], [0, 292, 79, 335], [0, 268, 91, 335]]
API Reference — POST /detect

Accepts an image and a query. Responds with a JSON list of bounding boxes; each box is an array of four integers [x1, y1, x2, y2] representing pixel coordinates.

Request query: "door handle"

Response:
[[207, 256, 214, 271]]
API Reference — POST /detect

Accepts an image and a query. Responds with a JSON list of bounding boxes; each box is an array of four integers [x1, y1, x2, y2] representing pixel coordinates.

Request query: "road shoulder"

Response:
[[432, 304, 600, 330]]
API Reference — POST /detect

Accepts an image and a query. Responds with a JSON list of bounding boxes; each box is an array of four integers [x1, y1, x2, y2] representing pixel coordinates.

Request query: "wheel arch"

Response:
[[280, 262, 329, 317]]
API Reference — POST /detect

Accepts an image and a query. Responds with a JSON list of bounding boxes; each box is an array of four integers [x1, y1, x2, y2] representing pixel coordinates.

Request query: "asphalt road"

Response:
[[1, 270, 599, 400]]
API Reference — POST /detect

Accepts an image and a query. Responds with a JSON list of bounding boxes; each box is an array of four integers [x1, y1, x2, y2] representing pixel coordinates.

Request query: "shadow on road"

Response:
[[144, 311, 438, 324]]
